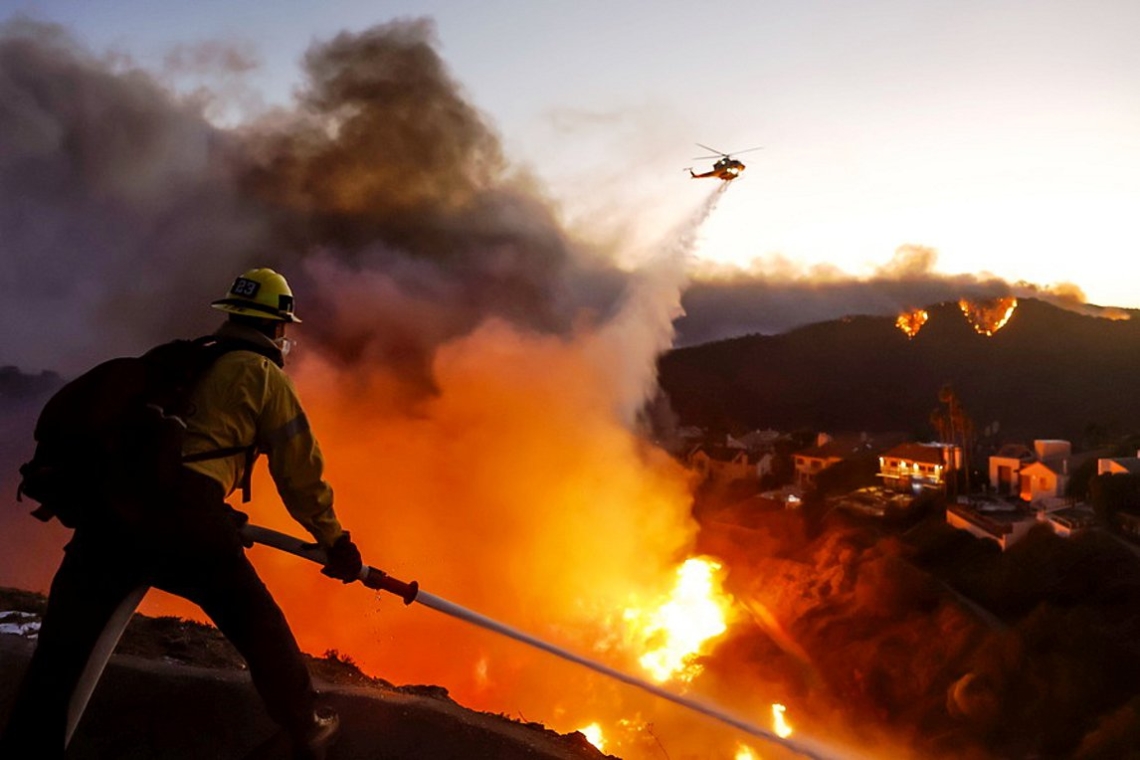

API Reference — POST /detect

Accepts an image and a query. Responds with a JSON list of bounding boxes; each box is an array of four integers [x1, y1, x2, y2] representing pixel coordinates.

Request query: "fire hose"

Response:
[[64, 524, 851, 760]]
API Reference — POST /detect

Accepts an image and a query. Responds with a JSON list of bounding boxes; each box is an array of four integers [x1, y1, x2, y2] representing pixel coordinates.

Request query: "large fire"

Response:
[[959, 296, 1018, 335], [895, 309, 929, 339], [623, 557, 732, 683]]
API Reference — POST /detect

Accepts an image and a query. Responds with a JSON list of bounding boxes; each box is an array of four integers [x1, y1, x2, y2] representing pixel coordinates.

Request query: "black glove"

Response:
[[229, 509, 254, 548], [321, 532, 363, 583]]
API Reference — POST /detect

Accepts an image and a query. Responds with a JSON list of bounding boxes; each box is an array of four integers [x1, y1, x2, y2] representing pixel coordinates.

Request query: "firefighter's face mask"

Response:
[[274, 336, 295, 358]]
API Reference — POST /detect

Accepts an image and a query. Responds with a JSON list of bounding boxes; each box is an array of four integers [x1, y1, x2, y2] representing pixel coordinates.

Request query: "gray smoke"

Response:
[[0, 17, 626, 385], [0, 18, 278, 372]]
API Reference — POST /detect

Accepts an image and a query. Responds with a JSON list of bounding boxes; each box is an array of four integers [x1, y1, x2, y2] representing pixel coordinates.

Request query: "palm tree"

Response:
[[930, 384, 974, 496]]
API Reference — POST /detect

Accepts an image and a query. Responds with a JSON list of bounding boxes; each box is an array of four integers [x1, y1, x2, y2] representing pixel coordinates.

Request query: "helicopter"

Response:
[[687, 143, 763, 180]]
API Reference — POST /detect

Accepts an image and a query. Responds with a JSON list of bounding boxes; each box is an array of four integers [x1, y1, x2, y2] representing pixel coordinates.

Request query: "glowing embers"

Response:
[[959, 296, 1018, 336], [895, 309, 929, 339], [623, 557, 732, 683]]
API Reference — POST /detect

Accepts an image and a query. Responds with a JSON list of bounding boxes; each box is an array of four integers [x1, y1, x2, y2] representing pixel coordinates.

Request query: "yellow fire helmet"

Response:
[[211, 268, 302, 323]]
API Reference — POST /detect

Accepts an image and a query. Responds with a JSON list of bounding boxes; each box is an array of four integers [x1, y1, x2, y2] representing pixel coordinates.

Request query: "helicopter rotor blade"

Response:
[[727, 146, 764, 155], [695, 143, 726, 156]]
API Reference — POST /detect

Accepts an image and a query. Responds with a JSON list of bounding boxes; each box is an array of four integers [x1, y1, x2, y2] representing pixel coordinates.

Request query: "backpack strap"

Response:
[[178, 334, 279, 503]]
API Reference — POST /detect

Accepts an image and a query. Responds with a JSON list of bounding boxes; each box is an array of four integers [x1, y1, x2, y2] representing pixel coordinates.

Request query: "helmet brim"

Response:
[[211, 300, 301, 323]]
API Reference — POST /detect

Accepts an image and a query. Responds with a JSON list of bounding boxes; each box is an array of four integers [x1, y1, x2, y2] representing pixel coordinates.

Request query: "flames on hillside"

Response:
[[895, 297, 1019, 338], [895, 309, 929, 339], [959, 296, 1018, 335]]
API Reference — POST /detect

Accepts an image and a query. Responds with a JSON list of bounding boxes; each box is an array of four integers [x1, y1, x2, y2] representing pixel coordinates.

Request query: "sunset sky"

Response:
[[9, 0, 1140, 308]]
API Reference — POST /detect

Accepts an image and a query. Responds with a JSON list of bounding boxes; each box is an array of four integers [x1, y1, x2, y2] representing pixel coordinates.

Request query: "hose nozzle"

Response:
[[361, 568, 419, 605]]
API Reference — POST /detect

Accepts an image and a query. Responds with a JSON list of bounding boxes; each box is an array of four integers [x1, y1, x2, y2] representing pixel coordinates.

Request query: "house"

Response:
[[878, 442, 960, 493], [946, 499, 1037, 551], [688, 444, 766, 486], [727, 434, 776, 482], [946, 498, 1096, 548], [989, 443, 1035, 496], [728, 428, 782, 452], [793, 433, 865, 491], [1098, 454, 1140, 476], [1018, 460, 1069, 503], [1016, 440, 1073, 503], [987, 439, 1085, 503]]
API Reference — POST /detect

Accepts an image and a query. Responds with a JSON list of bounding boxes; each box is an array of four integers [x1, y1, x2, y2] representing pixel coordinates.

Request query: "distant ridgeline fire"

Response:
[[959, 296, 1018, 335], [895, 309, 929, 339], [895, 297, 1018, 338]]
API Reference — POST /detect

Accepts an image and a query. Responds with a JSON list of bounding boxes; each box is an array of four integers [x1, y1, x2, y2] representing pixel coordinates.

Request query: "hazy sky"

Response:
[[10, 0, 1140, 308]]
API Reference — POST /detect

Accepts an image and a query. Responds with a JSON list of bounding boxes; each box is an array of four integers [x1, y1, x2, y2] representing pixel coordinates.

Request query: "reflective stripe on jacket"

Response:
[[182, 322, 343, 547]]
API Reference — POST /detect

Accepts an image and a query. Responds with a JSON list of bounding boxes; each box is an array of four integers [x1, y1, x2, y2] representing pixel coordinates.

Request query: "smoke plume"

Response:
[[676, 244, 1131, 346], [0, 17, 627, 386]]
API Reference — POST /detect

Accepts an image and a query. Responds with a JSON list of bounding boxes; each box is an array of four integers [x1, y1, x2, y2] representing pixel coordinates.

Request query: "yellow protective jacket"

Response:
[[181, 322, 344, 547]]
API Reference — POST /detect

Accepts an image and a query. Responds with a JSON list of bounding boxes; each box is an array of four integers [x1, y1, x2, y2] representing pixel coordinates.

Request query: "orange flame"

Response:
[[773, 703, 793, 738], [623, 557, 733, 683], [577, 722, 606, 751], [735, 744, 760, 760], [895, 309, 929, 339], [958, 296, 1018, 336]]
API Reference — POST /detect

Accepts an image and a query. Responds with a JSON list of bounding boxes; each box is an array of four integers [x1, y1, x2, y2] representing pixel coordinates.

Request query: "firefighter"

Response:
[[0, 268, 362, 759]]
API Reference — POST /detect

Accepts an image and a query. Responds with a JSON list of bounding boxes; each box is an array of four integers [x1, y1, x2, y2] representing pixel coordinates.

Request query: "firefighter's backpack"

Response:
[[16, 336, 268, 527]]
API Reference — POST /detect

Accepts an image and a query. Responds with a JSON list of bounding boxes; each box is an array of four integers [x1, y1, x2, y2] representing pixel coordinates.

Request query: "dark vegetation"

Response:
[[658, 298, 1140, 444], [695, 488, 1140, 760]]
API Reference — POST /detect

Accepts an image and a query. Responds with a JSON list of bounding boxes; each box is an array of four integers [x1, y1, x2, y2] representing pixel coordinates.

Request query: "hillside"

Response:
[[658, 298, 1140, 443], [0, 587, 610, 760]]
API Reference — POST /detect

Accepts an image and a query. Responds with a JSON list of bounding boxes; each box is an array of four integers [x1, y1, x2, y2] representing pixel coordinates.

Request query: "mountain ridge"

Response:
[[657, 298, 1140, 444]]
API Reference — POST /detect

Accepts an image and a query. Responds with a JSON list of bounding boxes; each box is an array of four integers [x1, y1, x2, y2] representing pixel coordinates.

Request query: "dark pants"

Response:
[[0, 471, 316, 757]]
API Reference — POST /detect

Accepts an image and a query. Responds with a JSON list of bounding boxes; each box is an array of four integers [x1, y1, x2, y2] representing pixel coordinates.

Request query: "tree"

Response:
[[930, 383, 975, 497]]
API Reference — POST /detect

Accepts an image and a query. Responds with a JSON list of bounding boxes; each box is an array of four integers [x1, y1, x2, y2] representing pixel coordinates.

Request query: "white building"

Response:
[[1098, 454, 1140, 476], [987, 440, 1074, 503], [988, 443, 1034, 496], [946, 500, 1037, 551]]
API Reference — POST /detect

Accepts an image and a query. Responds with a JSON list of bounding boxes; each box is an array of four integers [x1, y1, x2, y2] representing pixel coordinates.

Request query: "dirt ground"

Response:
[[0, 587, 614, 760]]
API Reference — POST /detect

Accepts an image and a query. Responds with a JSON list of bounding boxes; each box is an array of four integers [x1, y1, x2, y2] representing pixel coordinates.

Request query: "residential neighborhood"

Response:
[[682, 425, 1140, 553]]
